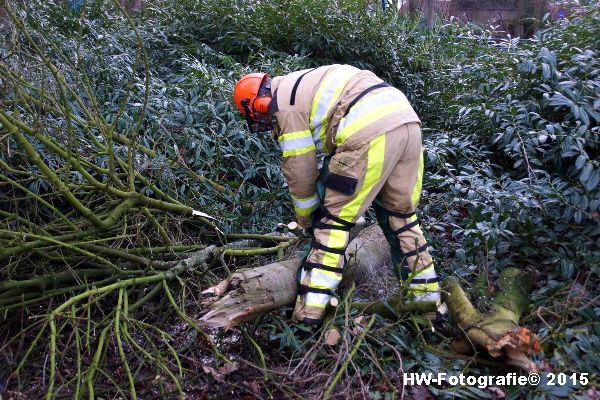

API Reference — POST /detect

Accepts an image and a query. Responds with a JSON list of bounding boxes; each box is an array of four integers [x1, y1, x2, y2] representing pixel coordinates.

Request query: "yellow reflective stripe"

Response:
[[310, 77, 331, 126], [303, 283, 333, 290], [310, 69, 354, 125], [279, 130, 314, 154], [408, 214, 418, 223], [310, 270, 342, 290], [337, 89, 402, 131], [321, 136, 386, 266], [322, 228, 348, 268], [407, 282, 440, 293], [304, 301, 327, 309], [278, 129, 312, 142], [291, 192, 319, 208], [282, 144, 316, 158], [297, 295, 328, 309], [292, 192, 319, 216], [319, 82, 347, 140], [411, 151, 424, 207], [295, 204, 317, 217], [338, 134, 386, 221], [335, 101, 409, 145]]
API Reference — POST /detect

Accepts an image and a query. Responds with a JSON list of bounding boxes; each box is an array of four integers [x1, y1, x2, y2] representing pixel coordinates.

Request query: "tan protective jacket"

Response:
[[270, 64, 420, 227]]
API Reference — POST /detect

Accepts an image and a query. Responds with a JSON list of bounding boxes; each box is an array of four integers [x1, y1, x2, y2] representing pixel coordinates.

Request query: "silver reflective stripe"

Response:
[[310, 65, 360, 139], [279, 135, 315, 152], [292, 193, 319, 209], [411, 291, 440, 302], [411, 266, 438, 280], [300, 269, 307, 283], [306, 292, 331, 306], [337, 89, 406, 131], [310, 269, 342, 288]]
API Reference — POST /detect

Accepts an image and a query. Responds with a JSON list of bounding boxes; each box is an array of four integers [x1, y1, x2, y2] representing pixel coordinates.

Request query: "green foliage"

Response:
[[3, 0, 318, 232]]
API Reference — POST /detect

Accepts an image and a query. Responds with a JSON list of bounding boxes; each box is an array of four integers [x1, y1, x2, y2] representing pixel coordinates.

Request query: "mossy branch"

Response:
[[442, 268, 541, 372]]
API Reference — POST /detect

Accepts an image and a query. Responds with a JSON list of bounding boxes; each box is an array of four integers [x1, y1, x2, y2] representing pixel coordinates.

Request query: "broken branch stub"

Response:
[[442, 268, 541, 372]]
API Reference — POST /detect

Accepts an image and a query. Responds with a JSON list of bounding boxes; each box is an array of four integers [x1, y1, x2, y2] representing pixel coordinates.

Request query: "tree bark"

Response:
[[426, 0, 435, 25]]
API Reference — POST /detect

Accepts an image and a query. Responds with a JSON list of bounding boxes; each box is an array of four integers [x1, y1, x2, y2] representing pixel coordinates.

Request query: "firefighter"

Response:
[[232, 65, 440, 325]]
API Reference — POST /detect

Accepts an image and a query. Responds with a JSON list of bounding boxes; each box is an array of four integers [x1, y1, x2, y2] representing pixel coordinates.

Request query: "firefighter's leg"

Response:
[[292, 131, 410, 324], [372, 197, 404, 281], [376, 123, 440, 303], [295, 155, 332, 266], [292, 207, 354, 324]]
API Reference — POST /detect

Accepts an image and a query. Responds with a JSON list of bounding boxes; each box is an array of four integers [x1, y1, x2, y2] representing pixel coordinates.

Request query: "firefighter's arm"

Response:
[[275, 111, 319, 229], [281, 151, 319, 229]]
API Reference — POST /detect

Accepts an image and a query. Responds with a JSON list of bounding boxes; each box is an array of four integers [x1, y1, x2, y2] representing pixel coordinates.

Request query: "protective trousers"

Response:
[[292, 123, 440, 324]]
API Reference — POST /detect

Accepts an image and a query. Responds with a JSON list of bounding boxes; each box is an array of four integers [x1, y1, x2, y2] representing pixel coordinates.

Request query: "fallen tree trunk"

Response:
[[199, 258, 301, 329], [199, 224, 438, 329]]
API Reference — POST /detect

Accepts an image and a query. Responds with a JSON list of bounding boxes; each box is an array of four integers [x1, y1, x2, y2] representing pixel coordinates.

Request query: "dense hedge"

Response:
[[156, 0, 600, 275], [7, 0, 599, 314]]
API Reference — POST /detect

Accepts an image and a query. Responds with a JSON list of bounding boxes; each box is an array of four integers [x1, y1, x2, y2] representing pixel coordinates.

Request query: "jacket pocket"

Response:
[[323, 151, 361, 196]]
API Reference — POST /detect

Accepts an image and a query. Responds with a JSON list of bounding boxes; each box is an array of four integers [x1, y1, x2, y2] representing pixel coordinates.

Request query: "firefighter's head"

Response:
[[233, 73, 273, 133]]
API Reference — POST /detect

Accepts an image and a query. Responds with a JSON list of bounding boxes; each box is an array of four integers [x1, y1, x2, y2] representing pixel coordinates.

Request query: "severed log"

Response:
[[200, 258, 301, 329], [442, 268, 541, 372]]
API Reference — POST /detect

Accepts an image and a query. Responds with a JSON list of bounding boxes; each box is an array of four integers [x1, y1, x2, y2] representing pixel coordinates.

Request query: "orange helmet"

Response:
[[233, 72, 273, 133], [233, 73, 267, 115]]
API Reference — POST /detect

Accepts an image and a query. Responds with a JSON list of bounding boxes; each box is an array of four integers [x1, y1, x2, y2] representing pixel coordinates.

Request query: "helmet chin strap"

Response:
[[241, 98, 255, 132], [241, 98, 272, 134]]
